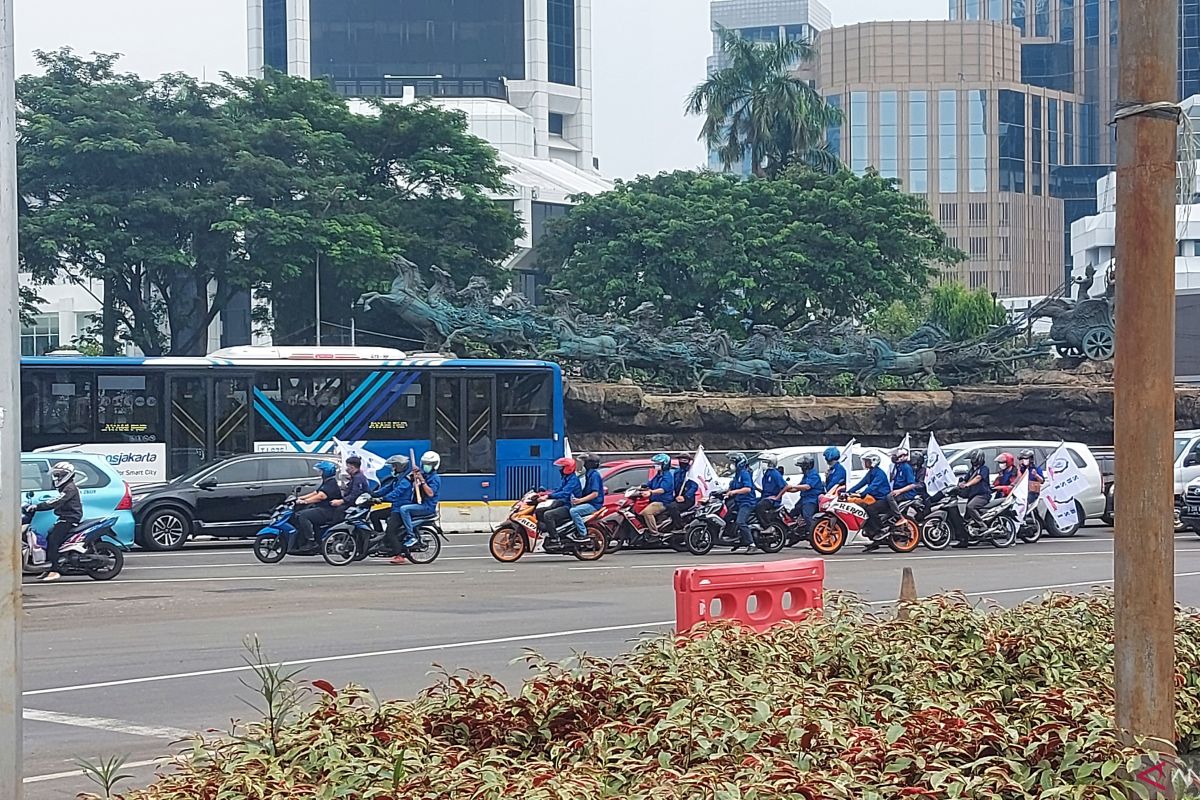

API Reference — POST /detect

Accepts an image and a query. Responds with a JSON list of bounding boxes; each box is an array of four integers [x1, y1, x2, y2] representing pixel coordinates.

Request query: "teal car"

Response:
[[21, 453, 136, 548]]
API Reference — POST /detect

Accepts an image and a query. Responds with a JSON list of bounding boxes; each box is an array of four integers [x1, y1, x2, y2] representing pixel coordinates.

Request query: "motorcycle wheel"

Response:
[[254, 535, 287, 564], [1018, 520, 1043, 544], [921, 518, 952, 551], [572, 526, 607, 561], [406, 527, 442, 565], [86, 542, 124, 581], [887, 518, 921, 553], [990, 518, 1018, 548], [489, 525, 527, 563], [685, 523, 714, 556], [757, 523, 786, 554], [810, 519, 846, 556], [321, 530, 358, 566]]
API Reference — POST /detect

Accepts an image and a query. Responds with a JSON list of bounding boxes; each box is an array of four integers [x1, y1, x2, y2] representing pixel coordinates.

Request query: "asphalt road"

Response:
[[20, 525, 1200, 798]]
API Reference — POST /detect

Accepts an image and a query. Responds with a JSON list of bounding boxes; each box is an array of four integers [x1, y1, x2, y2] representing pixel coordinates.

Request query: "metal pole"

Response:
[[0, 0, 22, 793], [314, 250, 322, 347], [350, 314, 356, 346], [1113, 0, 1178, 749]]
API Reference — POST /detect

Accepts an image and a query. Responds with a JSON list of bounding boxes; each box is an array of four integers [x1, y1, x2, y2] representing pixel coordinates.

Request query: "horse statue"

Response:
[[540, 316, 625, 379]]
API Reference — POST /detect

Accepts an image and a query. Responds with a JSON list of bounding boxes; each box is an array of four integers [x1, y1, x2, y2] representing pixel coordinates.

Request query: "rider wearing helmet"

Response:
[[381, 454, 415, 563], [293, 460, 344, 551], [889, 448, 918, 503], [398, 451, 442, 548], [1017, 449, 1045, 504], [992, 453, 1019, 496], [783, 453, 825, 532], [641, 453, 676, 533], [848, 452, 893, 537], [958, 450, 992, 530], [569, 453, 606, 543], [665, 452, 700, 530], [755, 454, 789, 524], [543, 455, 583, 536], [726, 452, 760, 552], [30, 461, 84, 582], [823, 447, 848, 494]]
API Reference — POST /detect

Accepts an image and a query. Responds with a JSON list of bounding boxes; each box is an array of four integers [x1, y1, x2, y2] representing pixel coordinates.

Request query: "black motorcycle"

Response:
[[321, 494, 445, 566], [921, 489, 1018, 549], [683, 493, 786, 556]]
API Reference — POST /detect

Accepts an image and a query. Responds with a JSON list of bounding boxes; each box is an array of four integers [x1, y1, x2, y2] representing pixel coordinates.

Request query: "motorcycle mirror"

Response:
[[23, 491, 33, 499]]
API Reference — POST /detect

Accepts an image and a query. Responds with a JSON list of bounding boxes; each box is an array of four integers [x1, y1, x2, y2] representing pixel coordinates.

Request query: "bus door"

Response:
[[167, 374, 254, 477], [432, 376, 496, 497]]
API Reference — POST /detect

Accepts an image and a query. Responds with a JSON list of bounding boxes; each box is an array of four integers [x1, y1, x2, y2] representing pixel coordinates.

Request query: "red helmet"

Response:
[[554, 456, 577, 475], [995, 452, 1015, 469]]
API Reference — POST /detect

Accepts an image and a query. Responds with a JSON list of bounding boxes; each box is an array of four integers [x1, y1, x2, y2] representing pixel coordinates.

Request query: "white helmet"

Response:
[[51, 462, 75, 488], [420, 450, 441, 473]]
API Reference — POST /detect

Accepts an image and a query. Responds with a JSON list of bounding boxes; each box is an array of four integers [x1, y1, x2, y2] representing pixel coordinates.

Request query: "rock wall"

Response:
[[564, 381, 1200, 451]]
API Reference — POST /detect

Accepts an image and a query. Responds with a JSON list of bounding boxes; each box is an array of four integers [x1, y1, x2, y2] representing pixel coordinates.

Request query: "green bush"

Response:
[[115, 592, 1198, 799]]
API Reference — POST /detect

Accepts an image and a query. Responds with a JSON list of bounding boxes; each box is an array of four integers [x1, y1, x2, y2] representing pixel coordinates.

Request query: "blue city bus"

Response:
[[19, 348, 567, 507]]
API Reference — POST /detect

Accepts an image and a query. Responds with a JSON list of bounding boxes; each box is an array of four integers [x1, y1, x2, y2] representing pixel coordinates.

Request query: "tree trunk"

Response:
[[167, 272, 213, 356], [101, 276, 118, 355]]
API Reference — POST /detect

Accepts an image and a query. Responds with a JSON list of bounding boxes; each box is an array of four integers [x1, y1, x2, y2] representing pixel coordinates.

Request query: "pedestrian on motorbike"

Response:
[[568, 453, 605, 543], [381, 455, 416, 565], [398, 451, 442, 547], [30, 461, 84, 582], [665, 453, 699, 530], [889, 448, 918, 511], [640, 453, 675, 533], [543, 456, 582, 533], [823, 447, 848, 494], [784, 454, 824, 532], [332, 456, 370, 510], [293, 460, 344, 551], [755, 455, 788, 525], [726, 452, 759, 553], [958, 450, 991, 531], [848, 452, 893, 549], [992, 453, 1018, 496], [910, 450, 929, 500], [1018, 449, 1045, 504]]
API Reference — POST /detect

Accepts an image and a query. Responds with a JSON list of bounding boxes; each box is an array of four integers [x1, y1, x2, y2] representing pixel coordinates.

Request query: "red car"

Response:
[[598, 459, 665, 509]]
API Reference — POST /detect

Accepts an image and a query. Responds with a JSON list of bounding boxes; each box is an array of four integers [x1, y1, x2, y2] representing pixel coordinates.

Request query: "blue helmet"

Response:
[[651, 453, 671, 470], [314, 460, 338, 479], [823, 447, 841, 463]]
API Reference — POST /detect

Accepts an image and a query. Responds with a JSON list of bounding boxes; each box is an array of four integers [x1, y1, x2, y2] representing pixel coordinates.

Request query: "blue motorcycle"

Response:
[[21, 498, 126, 580], [252, 495, 338, 564]]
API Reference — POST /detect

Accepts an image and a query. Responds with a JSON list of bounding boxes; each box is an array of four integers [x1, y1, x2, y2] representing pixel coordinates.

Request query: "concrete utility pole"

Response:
[[1113, 0, 1179, 750], [0, 0, 21, 793]]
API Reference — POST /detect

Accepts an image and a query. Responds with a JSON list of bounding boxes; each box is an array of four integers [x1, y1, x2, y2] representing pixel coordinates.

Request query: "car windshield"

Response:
[[170, 458, 234, 485]]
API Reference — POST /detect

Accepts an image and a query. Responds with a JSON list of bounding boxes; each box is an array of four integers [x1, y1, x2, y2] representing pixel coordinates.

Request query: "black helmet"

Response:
[[677, 452, 693, 467], [910, 450, 926, 469], [969, 450, 985, 468], [798, 454, 816, 471], [1019, 448, 1036, 461], [727, 451, 748, 467], [582, 453, 601, 471]]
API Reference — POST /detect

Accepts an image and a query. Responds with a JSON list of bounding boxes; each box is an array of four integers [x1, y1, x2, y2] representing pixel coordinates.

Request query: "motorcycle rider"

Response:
[[889, 448, 918, 508], [848, 452, 892, 538], [331, 455, 370, 510], [293, 460, 344, 551], [992, 452, 1019, 496], [1018, 448, 1045, 507], [665, 453, 699, 531], [824, 447, 848, 494], [30, 461, 84, 582], [726, 452, 760, 553], [755, 454, 788, 524], [958, 450, 992, 533], [909, 450, 929, 500], [543, 456, 582, 534], [381, 454, 415, 565], [568, 453, 605, 543], [398, 451, 442, 548], [784, 454, 825, 533], [640, 453, 676, 533]]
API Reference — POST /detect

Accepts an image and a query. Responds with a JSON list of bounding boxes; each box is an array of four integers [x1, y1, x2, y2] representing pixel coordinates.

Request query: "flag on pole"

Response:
[[332, 438, 388, 485], [1042, 444, 1087, 529], [563, 436, 574, 463], [1011, 469, 1031, 524], [893, 433, 912, 455], [687, 446, 720, 499], [924, 433, 955, 496], [839, 438, 859, 462]]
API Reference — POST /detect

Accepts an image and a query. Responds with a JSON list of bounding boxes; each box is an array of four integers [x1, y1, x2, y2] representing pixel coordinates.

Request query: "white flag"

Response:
[[1043, 444, 1087, 530], [924, 433, 955, 496], [687, 446, 720, 499], [752, 459, 766, 491], [332, 438, 388, 485], [1011, 469, 1031, 524], [563, 436, 574, 464], [894, 433, 912, 455], [839, 438, 859, 462]]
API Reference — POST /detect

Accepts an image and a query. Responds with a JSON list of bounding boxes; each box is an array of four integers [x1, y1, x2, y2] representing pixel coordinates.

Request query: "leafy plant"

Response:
[[77, 753, 133, 799], [235, 636, 307, 757]]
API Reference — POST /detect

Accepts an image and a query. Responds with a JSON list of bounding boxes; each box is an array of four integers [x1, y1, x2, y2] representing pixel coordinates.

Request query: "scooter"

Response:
[[321, 494, 444, 566], [683, 493, 786, 556], [808, 492, 922, 556], [488, 492, 606, 562], [921, 489, 1018, 550], [594, 488, 693, 554], [21, 502, 125, 581]]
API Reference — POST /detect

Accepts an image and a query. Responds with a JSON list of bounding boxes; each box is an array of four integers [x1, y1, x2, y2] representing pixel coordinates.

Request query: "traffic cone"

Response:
[[898, 567, 917, 620]]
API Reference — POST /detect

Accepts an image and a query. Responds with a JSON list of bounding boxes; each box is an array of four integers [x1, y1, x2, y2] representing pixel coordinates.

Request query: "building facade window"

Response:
[[909, 91, 928, 193], [1048, 99, 1059, 168], [1012, 0, 1027, 33], [21, 314, 59, 356], [784, 23, 813, 42], [1035, 0, 1050, 35], [549, 112, 565, 136], [989, 0, 1004, 19], [999, 89, 1026, 193], [1182, 0, 1200, 99], [739, 26, 779, 43], [263, 0, 288, 72], [879, 91, 899, 179], [1064, 100, 1075, 165], [949, 0, 958, 20], [1031, 96, 1043, 195], [966, 0, 981, 19], [1080, 102, 1098, 164], [826, 95, 842, 159], [548, 0, 577, 85], [1061, 0, 1076, 40], [850, 91, 870, 175], [938, 90, 958, 193], [968, 90, 988, 193]]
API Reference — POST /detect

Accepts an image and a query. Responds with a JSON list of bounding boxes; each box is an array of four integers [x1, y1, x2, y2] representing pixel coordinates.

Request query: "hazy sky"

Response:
[[13, 0, 946, 179]]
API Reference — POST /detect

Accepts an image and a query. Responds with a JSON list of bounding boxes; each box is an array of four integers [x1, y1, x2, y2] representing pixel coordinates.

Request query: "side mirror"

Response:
[[197, 477, 218, 490], [23, 491, 33, 499]]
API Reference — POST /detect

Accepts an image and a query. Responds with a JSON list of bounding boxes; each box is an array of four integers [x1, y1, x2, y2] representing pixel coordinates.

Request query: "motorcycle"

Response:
[[808, 492, 921, 556], [488, 492, 606, 563], [683, 493, 786, 556], [253, 494, 340, 563], [21, 501, 125, 581], [321, 494, 445, 566], [921, 489, 1018, 550], [593, 488, 693, 554]]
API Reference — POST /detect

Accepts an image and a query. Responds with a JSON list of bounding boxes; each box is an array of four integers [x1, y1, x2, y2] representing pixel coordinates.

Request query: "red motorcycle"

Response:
[[809, 491, 921, 556], [592, 488, 692, 553]]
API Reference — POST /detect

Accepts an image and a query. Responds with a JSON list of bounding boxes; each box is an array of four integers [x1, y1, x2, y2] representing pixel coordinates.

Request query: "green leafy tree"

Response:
[[928, 282, 1007, 340], [539, 169, 961, 332], [687, 26, 843, 177], [18, 51, 519, 354]]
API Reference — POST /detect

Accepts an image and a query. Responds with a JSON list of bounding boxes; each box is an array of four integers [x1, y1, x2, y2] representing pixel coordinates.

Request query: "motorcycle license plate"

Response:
[[1186, 504, 1200, 517]]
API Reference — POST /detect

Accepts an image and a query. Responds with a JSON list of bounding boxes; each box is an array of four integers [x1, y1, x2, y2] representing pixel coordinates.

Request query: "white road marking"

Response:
[[864, 570, 1200, 605], [23, 620, 677, 698], [123, 555, 495, 571], [27, 570, 467, 586], [23, 709, 192, 740], [24, 757, 170, 784]]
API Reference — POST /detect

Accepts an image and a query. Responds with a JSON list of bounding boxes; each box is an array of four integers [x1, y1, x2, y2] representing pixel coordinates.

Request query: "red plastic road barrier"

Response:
[[674, 558, 824, 633]]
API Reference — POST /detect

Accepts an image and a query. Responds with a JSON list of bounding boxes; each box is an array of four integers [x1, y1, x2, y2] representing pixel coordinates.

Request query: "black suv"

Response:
[[131, 453, 331, 550]]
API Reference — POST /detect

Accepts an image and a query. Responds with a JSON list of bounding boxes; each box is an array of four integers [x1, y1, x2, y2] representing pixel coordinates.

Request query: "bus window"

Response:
[[366, 372, 429, 438], [21, 371, 94, 444], [498, 372, 551, 439], [97, 374, 163, 443], [253, 372, 348, 442]]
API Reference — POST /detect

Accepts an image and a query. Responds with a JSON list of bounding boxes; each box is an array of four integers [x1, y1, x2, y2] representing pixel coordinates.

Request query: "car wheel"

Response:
[[140, 507, 191, 551]]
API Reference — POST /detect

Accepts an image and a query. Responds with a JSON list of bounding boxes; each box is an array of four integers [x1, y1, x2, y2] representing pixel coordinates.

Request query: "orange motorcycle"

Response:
[[488, 491, 606, 562]]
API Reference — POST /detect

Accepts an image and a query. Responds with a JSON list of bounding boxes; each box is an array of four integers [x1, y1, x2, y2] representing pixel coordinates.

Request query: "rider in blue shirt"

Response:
[[849, 452, 892, 536], [889, 451, 918, 502], [824, 447, 848, 494], [381, 454, 416, 564], [641, 453, 676, 533], [755, 455, 788, 522], [569, 454, 605, 542], [543, 456, 582, 535], [398, 451, 441, 548], [726, 452, 759, 552], [958, 450, 992, 531], [666, 453, 699, 530], [783, 454, 825, 532]]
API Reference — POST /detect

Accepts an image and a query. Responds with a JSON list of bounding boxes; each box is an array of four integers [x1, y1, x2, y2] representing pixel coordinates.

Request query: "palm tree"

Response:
[[687, 26, 844, 177]]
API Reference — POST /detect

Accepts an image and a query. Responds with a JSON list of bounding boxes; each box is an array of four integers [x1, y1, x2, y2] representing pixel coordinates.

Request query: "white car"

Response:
[[1169, 430, 1200, 530], [941, 440, 1105, 534]]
